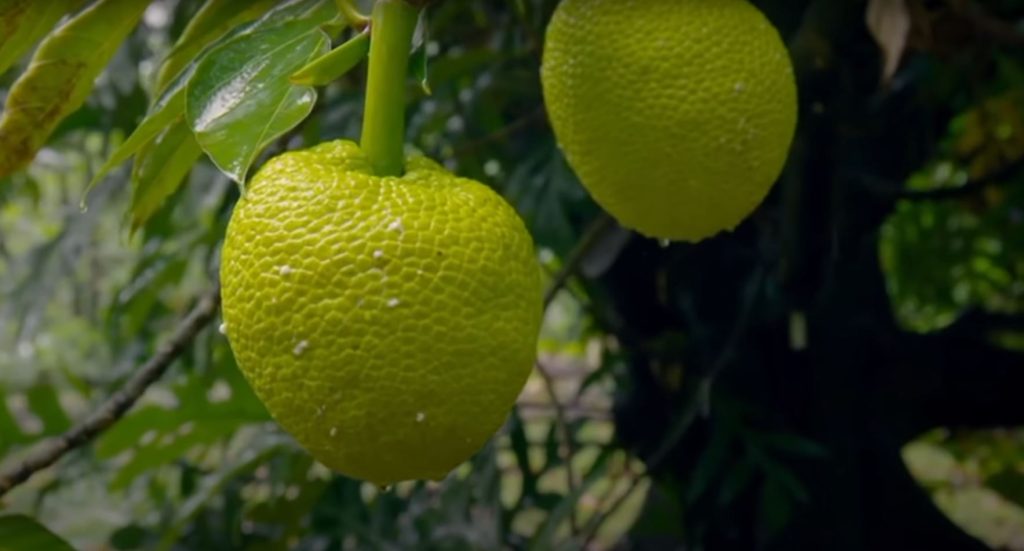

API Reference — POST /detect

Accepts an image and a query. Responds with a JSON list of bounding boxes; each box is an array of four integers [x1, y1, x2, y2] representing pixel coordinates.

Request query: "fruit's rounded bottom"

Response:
[[220, 140, 543, 485]]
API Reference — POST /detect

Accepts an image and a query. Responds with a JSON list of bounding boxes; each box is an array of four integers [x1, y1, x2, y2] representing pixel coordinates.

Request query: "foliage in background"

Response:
[[0, 0, 1023, 550]]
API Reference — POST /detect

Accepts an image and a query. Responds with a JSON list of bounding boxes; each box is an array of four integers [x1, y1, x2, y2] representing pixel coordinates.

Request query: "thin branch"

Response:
[[527, 213, 617, 535], [452, 108, 546, 156], [946, 308, 1024, 336], [579, 269, 764, 547], [535, 357, 581, 532], [949, 0, 1024, 47], [333, 0, 370, 30], [892, 156, 1024, 201], [0, 288, 220, 498], [543, 214, 616, 306]]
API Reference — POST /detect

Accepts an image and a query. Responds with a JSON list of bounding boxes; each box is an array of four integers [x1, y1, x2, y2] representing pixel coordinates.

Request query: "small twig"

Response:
[[579, 460, 640, 550], [530, 213, 617, 534], [949, 0, 1024, 46], [887, 156, 1024, 201], [453, 108, 546, 156], [0, 289, 220, 498], [535, 357, 580, 531], [333, 0, 370, 30], [544, 214, 616, 307], [579, 270, 765, 547]]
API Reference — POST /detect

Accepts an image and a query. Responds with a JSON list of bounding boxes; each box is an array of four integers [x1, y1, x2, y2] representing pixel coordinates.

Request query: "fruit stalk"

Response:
[[360, 0, 420, 177]]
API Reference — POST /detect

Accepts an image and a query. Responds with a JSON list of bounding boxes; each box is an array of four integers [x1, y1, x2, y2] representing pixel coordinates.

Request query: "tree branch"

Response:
[[885, 322, 1024, 443], [452, 108, 546, 157], [949, 0, 1024, 47], [543, 214, 615, 306], [579, 270, 764, 547], [0, 288, 220, 498], [529, 213, 617, 534], [892, 156, 1024, 201]]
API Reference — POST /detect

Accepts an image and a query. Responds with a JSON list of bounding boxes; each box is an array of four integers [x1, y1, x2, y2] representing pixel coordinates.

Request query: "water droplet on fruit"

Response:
[[734, 81, 746, 93], [329, 426, 337, 437], [387, 218, 405, 233], [279, 265, 293, 276], [659, 239, 671, 248], [293, 340, 309, 356], [416, 411, 426, 422], [387, 298, 401, 308], [373, 249, 384, 259], [218, 322, 228, 335]]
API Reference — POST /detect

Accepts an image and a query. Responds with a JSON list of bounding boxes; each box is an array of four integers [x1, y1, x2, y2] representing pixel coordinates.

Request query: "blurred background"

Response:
[[2, 0, 1024, 549]]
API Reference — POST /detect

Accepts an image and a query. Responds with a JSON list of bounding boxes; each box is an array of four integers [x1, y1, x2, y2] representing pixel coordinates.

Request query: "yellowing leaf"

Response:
[[0, 0, 85, 75], [866, 0, 911, 84], [0, 0, 149, 179]]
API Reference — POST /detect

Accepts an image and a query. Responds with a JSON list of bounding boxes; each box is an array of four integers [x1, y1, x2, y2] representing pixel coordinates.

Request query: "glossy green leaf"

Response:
[[128, 120, 204, 231], [0, 0, 84, 75], [0, 515, 75, 551], [0, 0, 150, 179], [290, 29, 370, 86], [155, 0, 278, 93], [84, 66, 193, 201], [186, 0, 335, 183]]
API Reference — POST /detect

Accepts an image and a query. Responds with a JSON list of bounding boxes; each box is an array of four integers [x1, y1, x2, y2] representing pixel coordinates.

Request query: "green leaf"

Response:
[[156, 432, 294, 550], [410, 43, 431, 95], [155, 0, 278, 93], [110, 421, 245, 489], [987, 468, 1024, 509], [84, 66, 193, 203], [85, 0, 279, 202], [290, 29, 370, 86], [757, 478, 792, 541], [96, 400, 267, 459], [508, 411, 537, 499], [0, 0, 85, 76], [0, 515, 75, 551], [0, 388, 27, 453], [528, 447, 613, 551], [128, 121, 204, 231], [25, 381, 70, 435], [0, 0, 150, 179], [186, 14, 332, 183]]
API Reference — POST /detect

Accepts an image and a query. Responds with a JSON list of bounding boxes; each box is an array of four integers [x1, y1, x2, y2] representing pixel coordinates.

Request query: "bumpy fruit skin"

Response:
[[542, 0, 798, 241], [220, 140, 542, 485]]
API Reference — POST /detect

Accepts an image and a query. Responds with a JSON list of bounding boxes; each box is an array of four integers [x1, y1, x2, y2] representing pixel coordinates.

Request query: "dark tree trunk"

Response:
[[594, 1, 1024, 548]]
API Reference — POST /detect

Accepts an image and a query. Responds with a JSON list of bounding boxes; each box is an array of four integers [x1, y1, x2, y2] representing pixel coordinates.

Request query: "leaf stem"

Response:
[[360, 0, 420, 176], [334, 0, 370, 29]]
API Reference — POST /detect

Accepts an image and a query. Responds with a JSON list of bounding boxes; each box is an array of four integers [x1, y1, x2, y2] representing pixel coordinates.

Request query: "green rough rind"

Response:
[[542, 0, 798, 242], [220, 140, 542, 485]]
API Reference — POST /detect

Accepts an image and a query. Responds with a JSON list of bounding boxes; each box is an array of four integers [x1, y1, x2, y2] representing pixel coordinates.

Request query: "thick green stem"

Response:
[[360, 0, 420, 177]]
